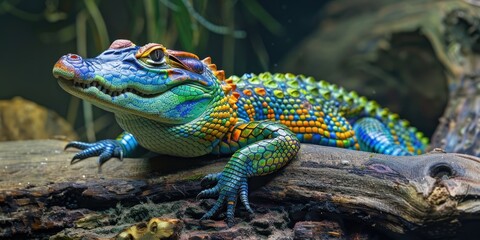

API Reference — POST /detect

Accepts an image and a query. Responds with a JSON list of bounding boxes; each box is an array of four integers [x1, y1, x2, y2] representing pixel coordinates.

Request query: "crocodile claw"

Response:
[[197, 172, 254, 227], [66, 140, 124, 167]]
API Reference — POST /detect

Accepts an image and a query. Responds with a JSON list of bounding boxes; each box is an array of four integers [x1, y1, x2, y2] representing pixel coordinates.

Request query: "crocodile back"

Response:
[[229, 72, 428, 154]]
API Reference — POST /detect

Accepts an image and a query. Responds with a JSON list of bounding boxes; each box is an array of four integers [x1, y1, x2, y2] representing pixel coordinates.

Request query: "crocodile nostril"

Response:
[[67, 54, 81, 61], [429, 163, 454, 180]]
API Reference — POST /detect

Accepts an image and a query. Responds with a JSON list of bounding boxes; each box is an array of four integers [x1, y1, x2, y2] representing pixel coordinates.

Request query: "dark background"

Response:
[[0, 0, 441, 140]]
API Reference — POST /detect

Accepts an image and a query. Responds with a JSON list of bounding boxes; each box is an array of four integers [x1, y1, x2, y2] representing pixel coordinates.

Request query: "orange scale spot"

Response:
[[319, 112, 325, 117], [321, 124, 328, 130], [284, 121, 291, 127], [306, 127, 312, 133], [291, 121, 297, 127], [318, 118, 324, 123], [293, 127, 299, 132], [336, 140, 344, 147], [312, 127, 318, 133], [335, 122, 341, 127], [318, 129, 324, 135], [309, 120, 315, 126], [201, 127, 207, 133], [262, 102, 268, 107], [280, 115, 285, 120], [337, 133, 345, 140], [255, 87, 266, 96], [303, 121, 309, 127], [296, 109, 303, 115], [289, 115, 294, 120], [243, 89, 252, 96], [354, 143, 360, 150], [302, 109, 308, 114], [299, 127, 306, 133]]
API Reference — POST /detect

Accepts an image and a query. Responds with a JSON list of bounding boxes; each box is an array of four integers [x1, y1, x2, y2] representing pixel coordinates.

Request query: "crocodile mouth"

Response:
[[57, 77, 156, 98]]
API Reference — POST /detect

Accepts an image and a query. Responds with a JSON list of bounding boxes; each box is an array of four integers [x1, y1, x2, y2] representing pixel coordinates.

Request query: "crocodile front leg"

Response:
[[198, 121, 300, 226], [65, 132, 147, 167]]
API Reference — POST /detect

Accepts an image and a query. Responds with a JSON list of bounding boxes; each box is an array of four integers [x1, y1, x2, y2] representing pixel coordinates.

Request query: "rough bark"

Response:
[[430, 9, 480, 157], [1, 140, 480, 239]]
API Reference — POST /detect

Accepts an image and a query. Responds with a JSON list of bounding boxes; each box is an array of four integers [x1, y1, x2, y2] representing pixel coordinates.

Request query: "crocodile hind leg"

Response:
[[353, 117, 412, 156], [198, 121, 300, 226]]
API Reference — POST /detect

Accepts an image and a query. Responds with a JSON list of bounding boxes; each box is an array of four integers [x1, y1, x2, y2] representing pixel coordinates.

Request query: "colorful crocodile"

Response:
[[52, 39, 428, 226]]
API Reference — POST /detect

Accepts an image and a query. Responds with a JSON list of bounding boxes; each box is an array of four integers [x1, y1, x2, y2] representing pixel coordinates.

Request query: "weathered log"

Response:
[[1, 140, 480, 239]]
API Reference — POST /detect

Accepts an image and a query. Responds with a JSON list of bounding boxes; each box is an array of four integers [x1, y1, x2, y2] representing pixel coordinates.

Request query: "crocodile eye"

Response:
[[147, 49, 165, 65]]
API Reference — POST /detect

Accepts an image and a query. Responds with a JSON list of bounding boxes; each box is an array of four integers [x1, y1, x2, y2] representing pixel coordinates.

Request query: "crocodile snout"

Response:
[[52, 54, 83, 80]]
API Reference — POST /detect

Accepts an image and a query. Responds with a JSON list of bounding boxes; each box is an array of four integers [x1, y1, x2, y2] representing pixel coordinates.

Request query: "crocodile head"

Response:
[[53, 39, 232, 124]]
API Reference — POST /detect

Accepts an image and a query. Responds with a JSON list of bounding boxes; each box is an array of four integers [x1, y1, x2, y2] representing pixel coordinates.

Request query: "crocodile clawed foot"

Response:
[[65, 140, 124, 168], [197, 173, 253, 227]]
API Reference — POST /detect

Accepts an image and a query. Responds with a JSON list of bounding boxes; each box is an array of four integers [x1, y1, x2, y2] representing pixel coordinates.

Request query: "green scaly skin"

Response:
[[52, 39, 428, 226]]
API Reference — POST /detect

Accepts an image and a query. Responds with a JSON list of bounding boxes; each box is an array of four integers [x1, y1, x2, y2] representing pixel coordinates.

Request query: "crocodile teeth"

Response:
[[71, 79, 153, 98]]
